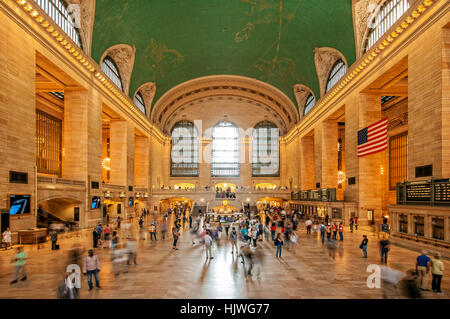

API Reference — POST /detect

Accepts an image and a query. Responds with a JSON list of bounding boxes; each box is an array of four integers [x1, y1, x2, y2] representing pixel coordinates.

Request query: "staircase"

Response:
[[37, 207, 76, 230]]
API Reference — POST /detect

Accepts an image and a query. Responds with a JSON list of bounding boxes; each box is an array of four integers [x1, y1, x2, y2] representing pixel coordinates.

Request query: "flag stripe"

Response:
[[357, 118, 388, 157], [358, 144, 388, 157]]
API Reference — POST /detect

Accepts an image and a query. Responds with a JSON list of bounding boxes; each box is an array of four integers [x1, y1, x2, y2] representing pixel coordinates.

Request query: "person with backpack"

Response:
[[230, 227, 238, 254], [275, 233, 283, 258]]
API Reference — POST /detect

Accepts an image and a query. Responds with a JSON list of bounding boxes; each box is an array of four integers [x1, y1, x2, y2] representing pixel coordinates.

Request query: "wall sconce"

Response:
[[144, 193, 148, 198], [200, 198, 204, 202], [380, 166, 384, 175], [119, 192, 125, 198]]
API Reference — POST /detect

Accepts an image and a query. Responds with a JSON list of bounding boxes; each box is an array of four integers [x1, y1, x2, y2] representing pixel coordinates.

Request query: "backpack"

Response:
[[230, 231, 237, 241]]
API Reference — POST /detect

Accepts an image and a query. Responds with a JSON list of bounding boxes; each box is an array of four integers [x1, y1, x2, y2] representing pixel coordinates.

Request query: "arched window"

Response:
[[211, 121, 239, 177], [364, 0, 410, 53], [171, 121, 198, 177], [102, 56, 123, 91], [252, 121, 279, 177], [134, 92, 146, 114], [326, 60, 347, 93], [304, 94, 316, 116], [35, 0, 83, 49]]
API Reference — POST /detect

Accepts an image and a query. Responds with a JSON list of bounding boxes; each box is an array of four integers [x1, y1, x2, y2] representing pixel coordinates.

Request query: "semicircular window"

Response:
[[35, 0, 83, 49], [171, 121, 199, 177], [304, 94, 316, 116], [134, 92, 146, 114], [326, 60, 347, 93], [101, 56, 123, 91], [364, 0, 410, 53], [211, 121, 240, 177], [252, 121, 279, 177]]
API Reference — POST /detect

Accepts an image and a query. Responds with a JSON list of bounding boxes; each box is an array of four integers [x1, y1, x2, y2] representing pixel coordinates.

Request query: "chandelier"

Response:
[[102, 157, 111, 171]]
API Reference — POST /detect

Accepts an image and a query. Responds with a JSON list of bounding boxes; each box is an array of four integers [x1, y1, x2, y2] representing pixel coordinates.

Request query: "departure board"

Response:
[[434, 181, 450, 202], [405, 183, 431, 202]]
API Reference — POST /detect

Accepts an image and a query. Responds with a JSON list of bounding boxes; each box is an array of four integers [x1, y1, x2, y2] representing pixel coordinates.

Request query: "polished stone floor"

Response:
[[0, 215, 449, 299]]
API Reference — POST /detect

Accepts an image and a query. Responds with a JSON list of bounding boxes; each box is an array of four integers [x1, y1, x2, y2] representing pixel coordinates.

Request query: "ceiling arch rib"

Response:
[[152, 75, 299, 134]]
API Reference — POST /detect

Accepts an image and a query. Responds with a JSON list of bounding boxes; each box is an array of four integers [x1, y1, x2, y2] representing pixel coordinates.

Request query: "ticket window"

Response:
[[414, 216, 425, 237], [399, 214, 408, 234], [432, 217, 444, 240]]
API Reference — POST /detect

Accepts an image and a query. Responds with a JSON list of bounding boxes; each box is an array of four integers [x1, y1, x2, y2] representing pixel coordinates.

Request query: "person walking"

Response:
[[338, 222, 344, 241], [230, 227, 238, 254], [103, 224, 111, 248], [50, 230, 58, 250], [275, 233, 283, 258], [332, 223, 337, 240], [111, 231, 119, 251], [416, 250, 431, 291], [149, 224, 157, 241], [320, 223, 326, 245], [431, 253, 444, 294], [172, 226, 180, 250], [354, 217, 359, 230], [2, 227, 12, 250], [82, 249, 100, 290], [117, 215, 121, 229], [10, 246, 27, 284], [204, 231, 213, 259], [379, 234, 390, 264], [138, 216, 144, 230], [326, 224, 332, 242], [92, 228, 99, 248], [126, 237, 138, 267], [189, 215, 193, 229], [270, 223, 276, 241], [349, 217, 354, 233], [161, 221, 168, 240], [360, 235, 368, 258], [305, 218, 312, 234]]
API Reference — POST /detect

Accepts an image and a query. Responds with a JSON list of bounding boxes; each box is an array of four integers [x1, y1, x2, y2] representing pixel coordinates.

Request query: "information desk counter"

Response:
[[17, 228, 48, 244]]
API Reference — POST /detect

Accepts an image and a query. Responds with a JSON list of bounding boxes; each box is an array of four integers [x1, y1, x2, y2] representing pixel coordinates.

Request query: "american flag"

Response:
[[357, 118, 388, 157]]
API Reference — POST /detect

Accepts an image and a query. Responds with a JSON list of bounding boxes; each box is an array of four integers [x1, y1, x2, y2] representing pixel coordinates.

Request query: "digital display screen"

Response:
[[10, 195, 31, 215], [91, 196, 101, 209], [128, 197, 134, 206]]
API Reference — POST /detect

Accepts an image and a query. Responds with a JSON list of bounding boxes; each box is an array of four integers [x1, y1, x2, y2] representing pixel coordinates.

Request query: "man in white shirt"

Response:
[[204, 231, 213, 259]]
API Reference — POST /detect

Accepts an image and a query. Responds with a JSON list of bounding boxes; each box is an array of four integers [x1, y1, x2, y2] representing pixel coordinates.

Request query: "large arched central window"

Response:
[[326, 59, 347, 93], [364, 0, 410, 53], [102, 56, 123, 91], [211, 121, 240, 177], [252, 121, 280, 177], [171, 121, 199, 177]]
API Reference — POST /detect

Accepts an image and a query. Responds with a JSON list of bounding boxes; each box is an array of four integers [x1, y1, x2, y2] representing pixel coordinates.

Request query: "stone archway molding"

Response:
[[100, 43, 137, 96], [313, 47, 348, 97], [151, 75, 300, 133]]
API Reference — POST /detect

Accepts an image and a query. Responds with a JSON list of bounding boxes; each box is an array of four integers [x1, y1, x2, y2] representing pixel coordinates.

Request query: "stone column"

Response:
[[109, 120, 128, 186], [134, 136, 149, 189], [199, 138, 211, 188], [64, 90, 89, 182], [314, 120, 339, 189], [240, 138, 252, 187], [300, 135, 315, 190], [357, 93, 384, 226]]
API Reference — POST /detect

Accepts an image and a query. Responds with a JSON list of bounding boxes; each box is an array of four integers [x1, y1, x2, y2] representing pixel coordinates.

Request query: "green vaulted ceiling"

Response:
[[92, 0, 356, 111]]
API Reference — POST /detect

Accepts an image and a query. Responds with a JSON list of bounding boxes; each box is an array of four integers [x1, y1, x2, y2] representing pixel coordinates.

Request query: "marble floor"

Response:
[[0, 215, 449, 299]]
